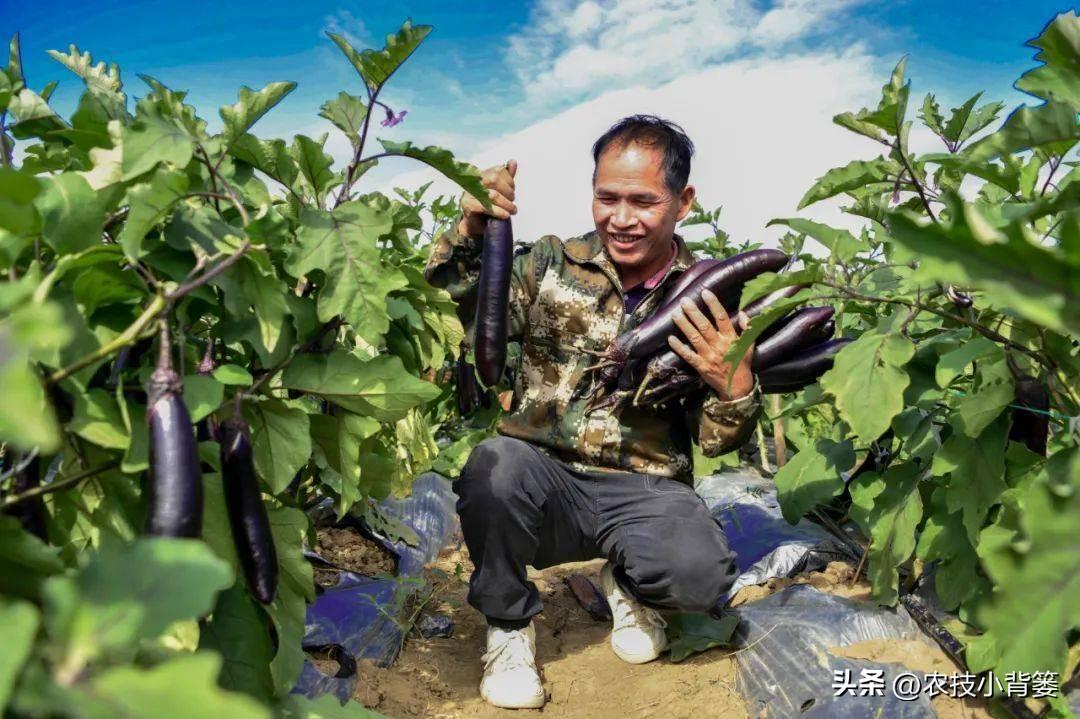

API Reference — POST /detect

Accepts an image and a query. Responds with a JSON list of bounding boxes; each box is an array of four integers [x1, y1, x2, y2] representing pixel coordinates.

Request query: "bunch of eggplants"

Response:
[[586, 254, 849, 409]]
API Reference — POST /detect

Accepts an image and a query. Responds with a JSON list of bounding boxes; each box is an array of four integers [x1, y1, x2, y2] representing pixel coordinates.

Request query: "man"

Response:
[[424, 115, 760, 709]]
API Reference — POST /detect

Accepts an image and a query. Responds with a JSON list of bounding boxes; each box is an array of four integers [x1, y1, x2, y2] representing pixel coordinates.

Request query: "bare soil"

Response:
[[341, 547, 991, 719]]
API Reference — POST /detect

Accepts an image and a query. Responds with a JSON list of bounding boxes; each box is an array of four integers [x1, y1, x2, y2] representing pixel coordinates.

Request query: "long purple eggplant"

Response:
[[474, 218, 513, 387], [220, 415, 278, 604], [145, 326, 204, 538], [759, 338, 852, 394], [660, 259, 722, 305], [455, 357, 492, 415], [751, 307, 835, 373], [1009, 376, 1050, 456], [592, 249, 787, 388]]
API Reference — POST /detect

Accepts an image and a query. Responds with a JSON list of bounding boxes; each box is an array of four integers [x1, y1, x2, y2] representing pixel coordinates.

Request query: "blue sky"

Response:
[[4, 1, 1076, 243]]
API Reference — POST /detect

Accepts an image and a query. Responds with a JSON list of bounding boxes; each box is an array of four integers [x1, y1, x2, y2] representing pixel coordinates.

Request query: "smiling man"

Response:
[[424, 115, 760, 709]]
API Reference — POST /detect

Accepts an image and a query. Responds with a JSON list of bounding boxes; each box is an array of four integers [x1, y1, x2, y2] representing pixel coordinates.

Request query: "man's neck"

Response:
[[618, 238, 678, 291]]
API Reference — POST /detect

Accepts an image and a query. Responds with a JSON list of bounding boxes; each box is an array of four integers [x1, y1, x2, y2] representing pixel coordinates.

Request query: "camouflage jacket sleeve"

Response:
[[688, 380, 763, 457], [423, 220, 548, 346]]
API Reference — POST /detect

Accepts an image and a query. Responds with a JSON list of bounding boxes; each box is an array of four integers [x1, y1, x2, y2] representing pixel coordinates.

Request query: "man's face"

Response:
[[592, 141, 694, 276]]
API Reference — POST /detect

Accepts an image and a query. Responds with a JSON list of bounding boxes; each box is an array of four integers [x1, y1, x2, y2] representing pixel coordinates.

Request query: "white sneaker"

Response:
[[480, 622, 545, 709], [600, 562, 668, 664]]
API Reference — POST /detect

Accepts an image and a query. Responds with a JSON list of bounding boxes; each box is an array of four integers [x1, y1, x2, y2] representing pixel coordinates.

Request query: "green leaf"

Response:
[[979, 446, 1079, 675], [887, 194, 1080, 336], [0, 515, 64, 600], [319, 92, 367, 147], [941, 93, 1005, 147], [328, 21, 432, 93], [965, 100, 1080, 162], [934, 336, 998, 388], [117, 167, 189, 260], [1015, 11, 1080, 106], [46, 45, 123, 98], [0, 165, 43, 236], [916, 494, 982, 610], [796, 157, 901, 209], [242, 398, 311, 494], [122, 401, 149, 473], [265, 505, 314, 696], [290, 134, 335, 206], [35, 173, 105, 256], [80, 654, 269, 719], [219, 82, 296, 146], [121, 113, 195, 181], [43, 539, 232, 672], [767, 217, 861, 259], [198, 584, 275, 702], [919, 94, 946, 137], [230, 135, 298, 188], [773, 438, 855, 523], [0, 600, 39, 708], [282, 351, 440, 422], [952, 352, 1014, 438], [820, 330, 914, 443], [376, 140, 490, 211], [70, 388, 129, 449], [860, 463, 923, 605], [935, 415, 1009, 543], [665, 612, 740, 662], [182, 374, 224, 423], [310, 412, 380, 515], [286, 202, 404, 343], [213, 364, 253, 386], [0, 337, 62, 453]]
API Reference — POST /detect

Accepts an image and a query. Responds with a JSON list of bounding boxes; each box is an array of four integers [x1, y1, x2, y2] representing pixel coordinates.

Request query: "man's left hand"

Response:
[[667, 289, 755, 401]]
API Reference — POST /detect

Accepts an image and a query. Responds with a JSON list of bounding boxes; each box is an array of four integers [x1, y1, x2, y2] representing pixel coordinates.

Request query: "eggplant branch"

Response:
[[0, 460, 121, 510]]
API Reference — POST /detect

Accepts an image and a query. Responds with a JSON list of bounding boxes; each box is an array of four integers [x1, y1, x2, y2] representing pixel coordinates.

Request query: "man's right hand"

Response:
[[459, 159, 518, 238]]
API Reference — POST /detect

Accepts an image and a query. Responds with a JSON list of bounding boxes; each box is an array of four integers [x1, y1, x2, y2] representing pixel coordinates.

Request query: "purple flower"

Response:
[[381, 107, 408, 128]]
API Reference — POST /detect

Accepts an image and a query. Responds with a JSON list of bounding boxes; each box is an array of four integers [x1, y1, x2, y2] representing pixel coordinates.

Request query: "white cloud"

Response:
[[507, 0, 864, 108], [323, 9, 373, 47], [375, 46, 887, 251]]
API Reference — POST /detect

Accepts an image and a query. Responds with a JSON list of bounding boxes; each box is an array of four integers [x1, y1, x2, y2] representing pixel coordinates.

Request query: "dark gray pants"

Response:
[[454, 436, 739, 626]]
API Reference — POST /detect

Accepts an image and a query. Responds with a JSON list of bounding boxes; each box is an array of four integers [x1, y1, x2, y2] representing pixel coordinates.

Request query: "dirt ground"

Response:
[[326, 537, 992, 719], [313, 527, 397, 587]]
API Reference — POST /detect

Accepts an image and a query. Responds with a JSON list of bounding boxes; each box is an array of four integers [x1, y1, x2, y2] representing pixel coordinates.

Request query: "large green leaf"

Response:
[[121, 112, 195, 181], [767, 217, 861, 259], [887, 194, 1080, 336], [859, 463, 923, 605], [70, 388, 129, 449], [328, 21, 432, 93], [182, 374, 224, 423], [242, 398, 311, 494], [35, 173, 105, 256], [282, 351, 439, 422], [772, 438, 855, 523], [117, 167, 189, 260], [935, 415, 1009, 543], [310, 411, 380, 516], [42, 539, 232, 673], [1015, 11, 1080, 106], [285, 202, 404, 343], [0, 600, 39, 708], [377, 140, 489, 210], [0, 516, 64, 600], [934, 335, 997, 388], [79, 654, 269, 719], [46, 45, 123, 98], [952, 352, 1013, 438], [0, 304, 66, 452], [219, 82, 296, 146], [916, 492, 982, 611], [290, 134, 336, 206], [940, 92, 1005, 147], [319, 92, 367, 147], [0, 165, 43, 237], [796, 157, 900, 209], [820, 330, 913, 443], [198, 584, 275, 702], [665, 613, 740, 663], [964, 100, 1080, 162]]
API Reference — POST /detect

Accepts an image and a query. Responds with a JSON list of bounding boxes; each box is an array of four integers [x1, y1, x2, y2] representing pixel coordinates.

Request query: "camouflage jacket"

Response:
[[424, 224, 762, 483]]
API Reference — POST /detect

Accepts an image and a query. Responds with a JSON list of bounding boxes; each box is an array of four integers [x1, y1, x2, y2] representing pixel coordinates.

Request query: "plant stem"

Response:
[[0, 460, 121, 510], [165, 239, 251, 301], [770, 395, 787, 469], [245, 317, 343, 397], [893, 139, 937, 221], [48, 293, 166, 385]]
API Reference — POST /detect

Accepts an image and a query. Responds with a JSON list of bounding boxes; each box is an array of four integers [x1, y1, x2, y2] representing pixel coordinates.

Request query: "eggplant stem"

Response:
[[156, 318, 173, 372]]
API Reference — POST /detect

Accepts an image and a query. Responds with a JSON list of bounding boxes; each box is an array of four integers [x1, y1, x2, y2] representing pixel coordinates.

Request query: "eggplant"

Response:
[[220, 416, 278, 604], [1009, 376, 1050, 456], [145, 327, 204, 538], [3, 455, 47, 541], [455, 357, 491, 415], [751, 307, 835, 373], [593, 249, 788, 389], [474, 218, 513, 386], [759, 339, 852, 394], [660, 259, 722, 305]]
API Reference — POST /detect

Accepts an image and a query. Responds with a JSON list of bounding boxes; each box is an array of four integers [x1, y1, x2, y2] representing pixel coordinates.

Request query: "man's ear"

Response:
[[675, 184, 696, 222]]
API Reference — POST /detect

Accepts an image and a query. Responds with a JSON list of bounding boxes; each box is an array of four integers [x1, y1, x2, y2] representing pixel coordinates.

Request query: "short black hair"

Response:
[[591, 115, 695, 195]]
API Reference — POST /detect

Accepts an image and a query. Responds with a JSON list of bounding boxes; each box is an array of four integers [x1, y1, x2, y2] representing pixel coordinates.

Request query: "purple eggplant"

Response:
[[455, 357, 492, 415], [759, 339, 853, 394], [220, 415, 278, 604], [474, 218, 513, 387], [145, 329, 204, 538], [751, 307, 835, 373], [660, 259, 722, 305], [1009, 376, 1050, 456], [592, 249, 788, 389]]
